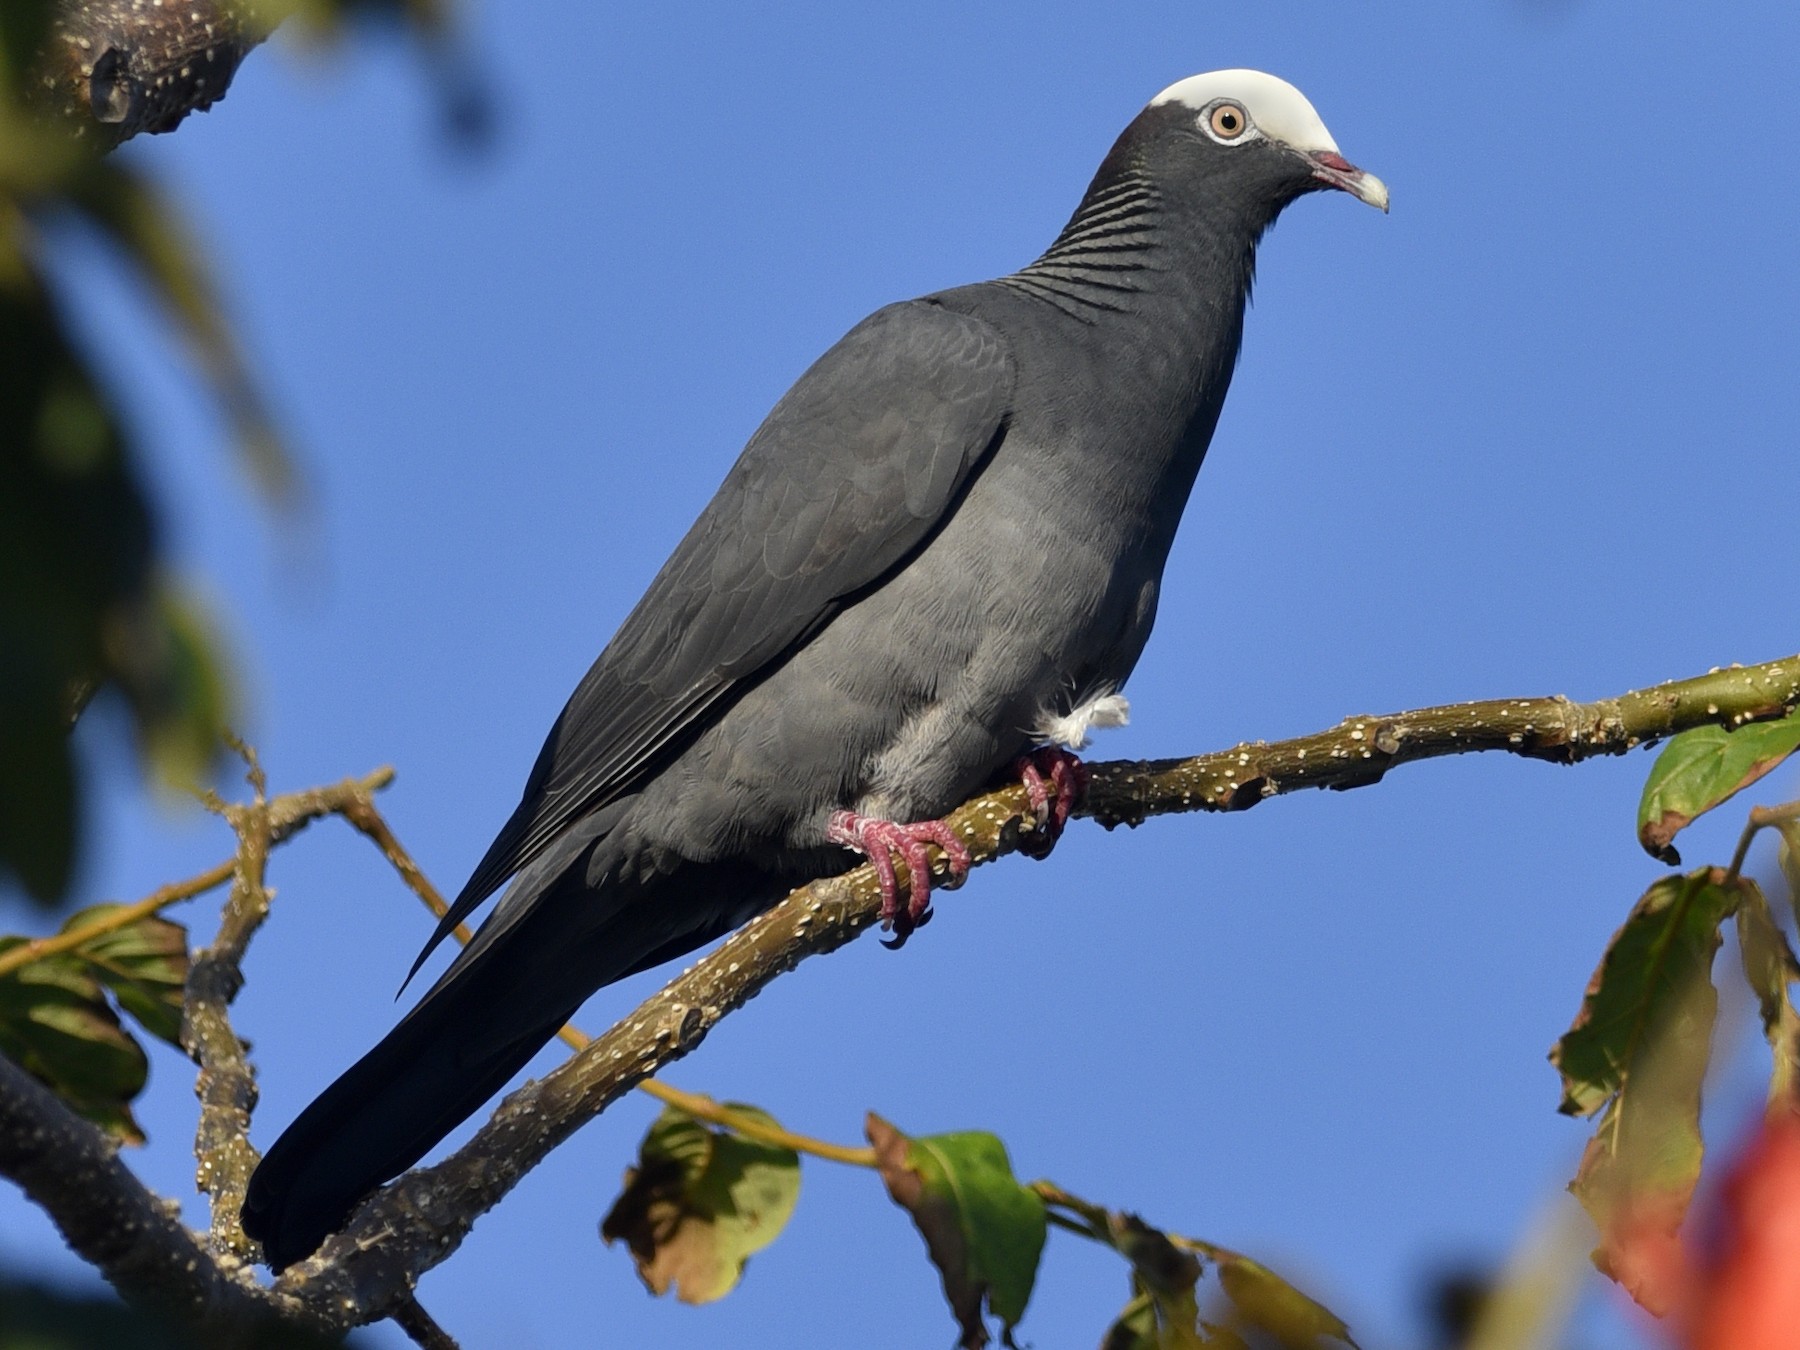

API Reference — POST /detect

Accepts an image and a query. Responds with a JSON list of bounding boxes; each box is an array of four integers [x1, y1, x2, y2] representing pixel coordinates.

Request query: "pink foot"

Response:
[[828, 809, 972, 944], [1015, 747, 1090, 857]]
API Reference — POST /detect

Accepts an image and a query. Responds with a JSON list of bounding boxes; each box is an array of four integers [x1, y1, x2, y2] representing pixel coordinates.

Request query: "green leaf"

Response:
[[0, 267, 146, 903], [600, 1103, 801, 1304], [867, 1114, 1047, 1349], [65, 906, 189, 1046], [1550, 871, 1737, 1116], [1214, 1249, 1357, 1347], [130, 581, 235, 794], [0, 942, 148, 1142], [1637, 710, 1800, 863], [1551, 871, 1736, 1301]]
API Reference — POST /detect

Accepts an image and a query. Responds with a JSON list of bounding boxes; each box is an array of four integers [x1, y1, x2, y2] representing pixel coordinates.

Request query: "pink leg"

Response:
[[1015, 746, 1090, 856], [828, 809, 972, 942]]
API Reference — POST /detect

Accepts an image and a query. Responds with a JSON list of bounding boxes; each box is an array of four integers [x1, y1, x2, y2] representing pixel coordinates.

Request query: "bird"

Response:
[[241, 68, 1387, 1271]]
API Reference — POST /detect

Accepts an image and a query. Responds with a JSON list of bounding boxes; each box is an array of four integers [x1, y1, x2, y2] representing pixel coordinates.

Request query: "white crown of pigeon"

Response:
[[1151, 70, 1341, 155]]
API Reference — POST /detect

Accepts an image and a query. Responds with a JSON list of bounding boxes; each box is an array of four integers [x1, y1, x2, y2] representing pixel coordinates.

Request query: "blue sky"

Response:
[[5, 1, 1798, 1346]]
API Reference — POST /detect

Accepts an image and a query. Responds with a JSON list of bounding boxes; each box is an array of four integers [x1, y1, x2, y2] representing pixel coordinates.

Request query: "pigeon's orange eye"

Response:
[[1209, 103, 1248, 139]]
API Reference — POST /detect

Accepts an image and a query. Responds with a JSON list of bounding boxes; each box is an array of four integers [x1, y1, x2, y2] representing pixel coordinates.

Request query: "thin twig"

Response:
[[183, 754, 399, 1257], [391, 1295, 461, 1350], [632, 1077, 879, 1167], [1724, 801, 1800, 886], [0, 858, 234, 981], [350, 791, 886, 1168]]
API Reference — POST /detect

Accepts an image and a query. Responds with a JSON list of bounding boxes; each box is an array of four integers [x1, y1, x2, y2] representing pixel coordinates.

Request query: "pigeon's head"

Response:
[[1137, 69, 1388, 221]]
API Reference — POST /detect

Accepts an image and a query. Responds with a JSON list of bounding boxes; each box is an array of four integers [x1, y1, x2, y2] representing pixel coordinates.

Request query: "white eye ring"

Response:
[[1202, 100, 1258, 144]]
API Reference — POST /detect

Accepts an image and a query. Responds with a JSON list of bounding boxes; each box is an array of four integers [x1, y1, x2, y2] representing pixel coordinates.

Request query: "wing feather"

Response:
[[412, 299, 1014, 974]]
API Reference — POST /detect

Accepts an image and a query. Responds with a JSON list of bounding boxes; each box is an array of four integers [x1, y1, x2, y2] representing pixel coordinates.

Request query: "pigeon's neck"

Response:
[[1001, 163, 1169, 320], [1001, 159, 1261, 340]]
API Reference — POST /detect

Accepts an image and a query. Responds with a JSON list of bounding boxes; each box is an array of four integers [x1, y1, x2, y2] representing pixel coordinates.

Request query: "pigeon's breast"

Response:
[[823, 413, 1173, 823]]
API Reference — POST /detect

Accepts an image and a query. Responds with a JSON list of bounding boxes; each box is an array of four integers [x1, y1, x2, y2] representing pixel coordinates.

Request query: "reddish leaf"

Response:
[[1588, 1188, 1693, 1318], [1685, 1110, 1800, 1350], [1554, 872, 1736, 1310]]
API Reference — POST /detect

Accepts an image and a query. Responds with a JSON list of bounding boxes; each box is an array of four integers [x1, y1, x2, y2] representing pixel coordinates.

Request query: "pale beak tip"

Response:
[[1308, 150, 1390, 214], [1356, 171, 1390, 214]]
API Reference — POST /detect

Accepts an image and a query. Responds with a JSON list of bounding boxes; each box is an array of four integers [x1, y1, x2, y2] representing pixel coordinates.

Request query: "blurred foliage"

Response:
[[0, 0, 470, 1338], [0, 0, 473, 909], [0, 907, 186, 1141], [0, 1274, 352, 1349], [1545, 721, 1800, 1336]]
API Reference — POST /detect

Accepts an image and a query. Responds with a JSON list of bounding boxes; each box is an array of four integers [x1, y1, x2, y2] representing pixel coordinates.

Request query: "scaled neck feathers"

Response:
[[1002, 159, 1168, 320]]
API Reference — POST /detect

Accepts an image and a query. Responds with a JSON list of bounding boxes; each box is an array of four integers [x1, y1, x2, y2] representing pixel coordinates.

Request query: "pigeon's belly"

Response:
[[828, 434, 1165, 824]]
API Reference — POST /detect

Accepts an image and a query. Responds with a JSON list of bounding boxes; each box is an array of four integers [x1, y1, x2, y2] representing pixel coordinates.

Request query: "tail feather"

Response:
[[241, 845, 790, 1271], [242, 989, 577, 1269], [243, 827, 634, 1271]]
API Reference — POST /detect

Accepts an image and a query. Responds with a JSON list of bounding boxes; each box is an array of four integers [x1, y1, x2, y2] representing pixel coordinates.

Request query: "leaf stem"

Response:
[[1724, 800, 1800, 886]]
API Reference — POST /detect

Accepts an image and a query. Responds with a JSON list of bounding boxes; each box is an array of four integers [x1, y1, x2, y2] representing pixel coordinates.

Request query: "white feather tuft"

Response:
[[1033, 691, 1131, 751]]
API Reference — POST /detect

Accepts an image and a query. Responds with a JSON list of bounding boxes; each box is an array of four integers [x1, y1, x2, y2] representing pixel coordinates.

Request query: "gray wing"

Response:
[[413, 299, 1015, 972]]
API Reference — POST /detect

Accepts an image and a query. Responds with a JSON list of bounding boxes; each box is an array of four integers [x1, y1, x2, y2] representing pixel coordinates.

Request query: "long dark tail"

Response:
[[240, 845, 786, 1272], [240, 954, 582, 1271]]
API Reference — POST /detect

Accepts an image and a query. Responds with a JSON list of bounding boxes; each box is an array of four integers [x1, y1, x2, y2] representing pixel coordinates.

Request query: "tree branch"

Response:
[[1080, 654, 1800, 826], [391, 1295, 460, 1350], [35, 0, 273, 150], [275, 652, 1800, 1325], [183, 755, 397, 1257], [0, 1050, 313, 1345]]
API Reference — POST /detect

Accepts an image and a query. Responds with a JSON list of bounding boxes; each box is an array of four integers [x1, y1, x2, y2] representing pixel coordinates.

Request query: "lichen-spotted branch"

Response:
[[272, 652, 1800, 1325], [34, 0, 273, 150], [182, 756, 399, 1255]]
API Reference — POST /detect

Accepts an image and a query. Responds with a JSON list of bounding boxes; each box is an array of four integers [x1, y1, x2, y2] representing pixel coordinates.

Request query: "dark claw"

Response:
[[879, 904, 933, 950]]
